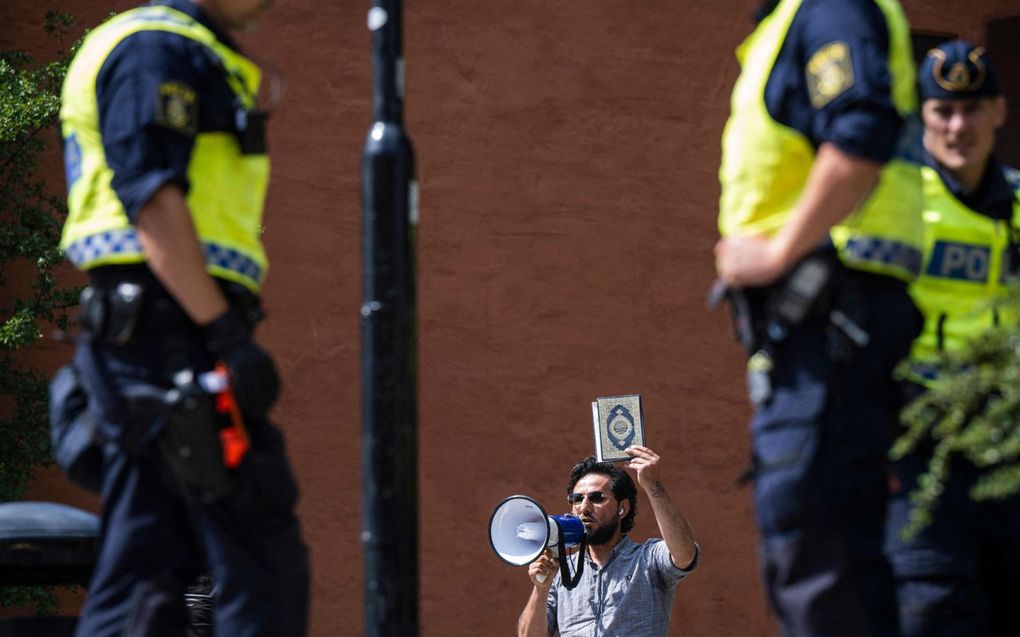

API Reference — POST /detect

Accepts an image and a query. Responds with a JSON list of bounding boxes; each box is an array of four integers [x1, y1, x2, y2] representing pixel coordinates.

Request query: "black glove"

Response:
[[202, 308, 280, 419]]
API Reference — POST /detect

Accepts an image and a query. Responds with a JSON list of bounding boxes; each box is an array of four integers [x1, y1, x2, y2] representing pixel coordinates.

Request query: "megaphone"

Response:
[[488, 495, 587, 589]]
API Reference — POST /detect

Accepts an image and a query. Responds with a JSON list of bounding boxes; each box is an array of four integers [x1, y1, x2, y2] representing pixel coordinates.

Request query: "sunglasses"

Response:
[[567, 491, 609, 505]]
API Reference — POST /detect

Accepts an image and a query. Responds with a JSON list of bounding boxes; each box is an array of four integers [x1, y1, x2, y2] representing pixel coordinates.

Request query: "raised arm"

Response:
[[625, 445, 697, 569]]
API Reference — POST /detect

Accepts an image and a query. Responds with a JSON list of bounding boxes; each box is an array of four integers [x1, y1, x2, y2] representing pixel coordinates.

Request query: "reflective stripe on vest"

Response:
[[63, 229, 264, 285], [718, 0, 924, 282], [907, 165, 1020, 373], [59, 6, 269, 292]]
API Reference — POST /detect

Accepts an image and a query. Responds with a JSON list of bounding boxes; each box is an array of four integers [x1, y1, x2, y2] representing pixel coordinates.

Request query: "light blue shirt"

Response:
[[546, 537, 700, 637]]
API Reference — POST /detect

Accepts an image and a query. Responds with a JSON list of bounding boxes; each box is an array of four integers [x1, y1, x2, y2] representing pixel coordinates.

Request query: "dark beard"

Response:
[[585, 517, 620, 546]]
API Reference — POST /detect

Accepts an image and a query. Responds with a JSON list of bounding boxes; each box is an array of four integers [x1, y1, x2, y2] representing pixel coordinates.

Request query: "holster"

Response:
[[155, 379, 232, 504], [723, 251, 842, 355], [73, 269, 263, 502], [158, 408, 232, 503], [720, 251, 868, 409]]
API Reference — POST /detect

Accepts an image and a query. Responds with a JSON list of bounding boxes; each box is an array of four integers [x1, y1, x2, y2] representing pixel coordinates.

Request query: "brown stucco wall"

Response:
[[3, 1, 1018, 635]]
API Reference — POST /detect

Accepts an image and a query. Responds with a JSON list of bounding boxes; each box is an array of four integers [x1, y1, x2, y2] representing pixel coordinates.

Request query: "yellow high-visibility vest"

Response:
[[60, 5, 269, 292], [719, 0, 924, 282], [908, 164, 1020, 378]]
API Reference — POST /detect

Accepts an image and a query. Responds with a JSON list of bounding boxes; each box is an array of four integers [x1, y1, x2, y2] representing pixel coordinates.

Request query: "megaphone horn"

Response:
[[488, 495, 588, 589]]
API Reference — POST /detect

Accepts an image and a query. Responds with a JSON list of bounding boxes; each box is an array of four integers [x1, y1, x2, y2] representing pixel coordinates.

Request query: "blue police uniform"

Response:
[[55, 2, 309, 635], [719, 1, 923, 635], [885, 40, 1020, 637]]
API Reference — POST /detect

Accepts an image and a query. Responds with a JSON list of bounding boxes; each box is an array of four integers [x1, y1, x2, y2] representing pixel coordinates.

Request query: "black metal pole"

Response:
[[360, 0, 418, 635]]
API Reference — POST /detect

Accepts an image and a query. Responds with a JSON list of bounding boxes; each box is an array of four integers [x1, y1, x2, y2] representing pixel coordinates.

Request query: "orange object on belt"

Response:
[[213, 362, 250, 468]]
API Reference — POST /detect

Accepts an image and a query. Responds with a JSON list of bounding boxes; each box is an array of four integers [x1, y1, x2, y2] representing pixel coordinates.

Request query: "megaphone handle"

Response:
[[536, 545, 560, 583]]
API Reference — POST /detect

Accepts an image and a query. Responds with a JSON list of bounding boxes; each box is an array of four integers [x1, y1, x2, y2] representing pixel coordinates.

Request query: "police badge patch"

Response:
[[806, 41, 855, 109], [155, 81, 198, 135], [592, 394, 646, 463]]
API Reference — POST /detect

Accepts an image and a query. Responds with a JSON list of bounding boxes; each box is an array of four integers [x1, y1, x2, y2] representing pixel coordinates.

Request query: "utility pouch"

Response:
[[78, 282, 146, 345], [157, 372, 232, 503], [765, 254, 835, 338], [712, 254, 834, 354], [107, 282, 145, 344], [78, 286, 107, 337], [49, 364, 105, 493], [713, 252, 838, 408]]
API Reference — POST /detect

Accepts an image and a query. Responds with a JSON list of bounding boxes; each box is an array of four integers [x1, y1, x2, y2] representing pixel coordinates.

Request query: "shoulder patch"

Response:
[[155, 81, 198, 135], [805, 41, 855, 109]]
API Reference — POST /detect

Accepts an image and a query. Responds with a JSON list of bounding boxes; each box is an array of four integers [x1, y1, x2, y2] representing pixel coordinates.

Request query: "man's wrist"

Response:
[[767, 231, 799, 278], [645, 481, 668, 498]]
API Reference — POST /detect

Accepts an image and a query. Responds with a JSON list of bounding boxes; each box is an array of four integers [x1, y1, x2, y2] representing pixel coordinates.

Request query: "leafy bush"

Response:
[[892, 285, 1020, 535], [0, 11, 81, 613]]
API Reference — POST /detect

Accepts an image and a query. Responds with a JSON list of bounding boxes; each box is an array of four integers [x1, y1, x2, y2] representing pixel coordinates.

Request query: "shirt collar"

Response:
[[151, 0, 241, 52], [928, 153, 1016, 221], [585, 536, 638, 566]]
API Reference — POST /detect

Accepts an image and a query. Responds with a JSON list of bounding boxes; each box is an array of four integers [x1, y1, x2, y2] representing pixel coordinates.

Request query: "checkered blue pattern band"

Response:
[[64, 229, 142, 267], [203, 242, 263, 284], [842, 237, 923, 278], [65, 229, 263, 287]]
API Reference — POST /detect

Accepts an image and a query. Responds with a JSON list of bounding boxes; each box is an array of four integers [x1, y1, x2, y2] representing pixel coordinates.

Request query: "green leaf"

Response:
[[894, 284, 1020, 531]]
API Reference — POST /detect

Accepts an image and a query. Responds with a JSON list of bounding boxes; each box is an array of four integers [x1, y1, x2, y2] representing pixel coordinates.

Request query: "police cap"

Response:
[[919, 40, 1001, 101]]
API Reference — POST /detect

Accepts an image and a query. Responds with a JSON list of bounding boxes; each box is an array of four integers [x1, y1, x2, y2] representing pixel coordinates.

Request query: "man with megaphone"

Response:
[[516, 445, 699, 637]]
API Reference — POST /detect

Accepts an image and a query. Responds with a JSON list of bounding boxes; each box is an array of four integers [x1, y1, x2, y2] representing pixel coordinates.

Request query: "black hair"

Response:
[[566, 456, 638, 534]]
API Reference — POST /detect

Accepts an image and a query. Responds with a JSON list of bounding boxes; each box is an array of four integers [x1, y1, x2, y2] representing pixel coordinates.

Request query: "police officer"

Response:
[[885, 40, 1020, 637], [57, 1, 309, 635], [713, 1, 924, 635]]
